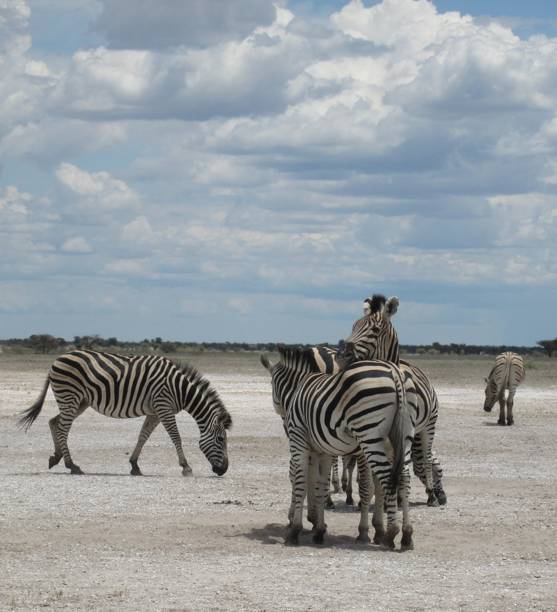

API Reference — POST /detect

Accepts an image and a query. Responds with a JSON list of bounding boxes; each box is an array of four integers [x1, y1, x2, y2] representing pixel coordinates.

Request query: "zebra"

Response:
[[306, 346, 366, 509], [261, 346, 416, 551], [484, 352, 525, 425], [18, 350, 232, 476], [341, 294, 447, 506]]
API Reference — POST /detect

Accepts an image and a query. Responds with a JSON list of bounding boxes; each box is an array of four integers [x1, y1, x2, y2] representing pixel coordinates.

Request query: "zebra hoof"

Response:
[[356, 530, 371, 544], [345, 495, 354, 506], [373, 529, 385, 545], [48, 454, 62, 469], [130, 466, 143, 476], [325, 497, 335, 510], [69, 464, 84, 475], [285, 527, 300, 546], [427, 492, 439, 507], [497, 419, 506, 425], [435, 489, 447, 506], [507, 419, 514, 426], [182, 466, 193, 477], [400, 534, 414, 551], [312, 529, 326, 544]]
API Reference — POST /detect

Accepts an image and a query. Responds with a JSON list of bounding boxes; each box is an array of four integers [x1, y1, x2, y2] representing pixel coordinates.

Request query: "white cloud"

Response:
[[94, 0, 277, 50], [103, 258, 150, 275], [121, 216, 154, 243], [0, 185, 31, 216], [56, 162, 137, 209], [61, 236, 92, 253], [3, 0, 557, 344]]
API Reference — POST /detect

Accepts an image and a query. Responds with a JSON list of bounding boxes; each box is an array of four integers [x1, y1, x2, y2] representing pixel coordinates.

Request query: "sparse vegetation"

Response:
[[0, 335, 548, 356]]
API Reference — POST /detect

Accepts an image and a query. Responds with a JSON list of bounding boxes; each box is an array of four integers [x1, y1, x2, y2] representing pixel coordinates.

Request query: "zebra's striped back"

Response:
[[271, 347, 416, 475], [51, 351, 182, 418]]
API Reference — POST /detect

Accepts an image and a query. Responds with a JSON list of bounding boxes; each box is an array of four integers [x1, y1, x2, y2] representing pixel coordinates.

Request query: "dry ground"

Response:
[[1, 351, 556, 611]]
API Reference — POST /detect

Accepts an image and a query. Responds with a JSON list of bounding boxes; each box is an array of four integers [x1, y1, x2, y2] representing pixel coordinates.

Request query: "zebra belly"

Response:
[[308, 432, 358, 457], [89, 399, 155, 418]]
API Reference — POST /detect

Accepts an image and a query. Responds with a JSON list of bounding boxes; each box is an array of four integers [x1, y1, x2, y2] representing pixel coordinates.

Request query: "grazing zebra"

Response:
[[18, 350, 232, 476], [484, 352, 525, 425], [342, 294, 447, 506], [261, 346, 416, 551]]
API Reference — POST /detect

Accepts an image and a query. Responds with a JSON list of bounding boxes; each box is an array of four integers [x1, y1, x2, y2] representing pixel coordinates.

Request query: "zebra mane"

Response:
[[277, 345, 320, 372], [176, 361, 232, 429], [370, 294, 386, 314]]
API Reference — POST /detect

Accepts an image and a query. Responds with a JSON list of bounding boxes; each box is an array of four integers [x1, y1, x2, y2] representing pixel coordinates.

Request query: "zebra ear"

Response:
[[260, 354, 272, 373], [384, 296, 399, 320]]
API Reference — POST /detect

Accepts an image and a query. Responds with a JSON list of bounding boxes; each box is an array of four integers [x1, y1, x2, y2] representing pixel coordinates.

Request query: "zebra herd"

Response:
[[18, 294, 525, 552]]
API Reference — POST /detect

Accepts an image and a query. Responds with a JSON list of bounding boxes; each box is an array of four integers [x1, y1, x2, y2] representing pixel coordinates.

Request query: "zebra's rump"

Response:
[[291, 360, 417, 453]]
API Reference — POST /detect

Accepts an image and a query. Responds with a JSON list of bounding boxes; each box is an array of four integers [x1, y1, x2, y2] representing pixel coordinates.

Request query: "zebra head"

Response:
[[198, 404, 232, 476], [340, 294, 400, 365], [483, 375, 498, 412], [260, 345, 317, 417], [191, 378, 232, 476]]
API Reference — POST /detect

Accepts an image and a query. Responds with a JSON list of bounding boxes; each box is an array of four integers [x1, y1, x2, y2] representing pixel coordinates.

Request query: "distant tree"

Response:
[[160, 342, 177, 354], [537, 339, 557, 357], [28, 334, 61, 354]]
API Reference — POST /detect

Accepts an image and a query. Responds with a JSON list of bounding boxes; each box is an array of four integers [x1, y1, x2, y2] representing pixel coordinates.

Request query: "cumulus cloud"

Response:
[[94, 0, 277, 49], [3, 0, 557, 344], [56, 162, 137, 209], [61, 236, 92, 253]]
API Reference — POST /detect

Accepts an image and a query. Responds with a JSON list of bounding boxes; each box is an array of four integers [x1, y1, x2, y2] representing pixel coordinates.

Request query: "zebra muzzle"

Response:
[[212, 459, 228, 476]]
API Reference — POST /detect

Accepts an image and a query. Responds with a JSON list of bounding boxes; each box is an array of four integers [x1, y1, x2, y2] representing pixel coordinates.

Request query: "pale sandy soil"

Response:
[[1, 352, 556, 611]]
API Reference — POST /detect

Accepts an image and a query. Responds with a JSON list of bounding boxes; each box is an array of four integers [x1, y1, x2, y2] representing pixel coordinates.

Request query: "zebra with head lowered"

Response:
[[484, 352, 525, 425], [18, 350, 232, 476], [341, 294, 447, 506], [261, 346, 417, 551]]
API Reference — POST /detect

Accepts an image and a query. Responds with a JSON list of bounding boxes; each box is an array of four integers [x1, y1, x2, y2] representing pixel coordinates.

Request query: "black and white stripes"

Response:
[[484, 352, 525, 425], [261, 346, 417, 550], [19, 350, 232, 476]]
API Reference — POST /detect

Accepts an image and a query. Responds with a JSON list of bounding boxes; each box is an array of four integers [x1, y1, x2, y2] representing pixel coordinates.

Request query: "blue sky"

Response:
[[1, 0, 556, 345]]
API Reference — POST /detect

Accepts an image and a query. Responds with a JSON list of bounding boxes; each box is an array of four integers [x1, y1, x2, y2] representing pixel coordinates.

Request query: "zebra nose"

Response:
[[212, 459, 228, 476]]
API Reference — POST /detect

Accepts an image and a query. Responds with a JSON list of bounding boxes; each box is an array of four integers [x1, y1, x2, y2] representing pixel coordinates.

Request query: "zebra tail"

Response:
[[388, 367, 410, 494], [17, 375, 50, 432]]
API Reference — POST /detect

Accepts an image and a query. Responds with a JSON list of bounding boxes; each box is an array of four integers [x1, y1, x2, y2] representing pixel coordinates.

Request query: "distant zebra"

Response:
[[18, 350, 232, 476], [342, 294, 446, 506], [484, 352, 525, 425], [261, 346, 416, 550]]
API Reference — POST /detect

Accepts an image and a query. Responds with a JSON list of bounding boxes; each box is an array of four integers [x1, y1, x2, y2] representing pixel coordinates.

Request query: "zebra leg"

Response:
[[497, 393, 506, 425], [370, 471, 386, 545], [420, 429, 438, 507], [286, 443, 310, 546], [325, 458, 335, 510], [313, 455, 333, 544], [330, 456, 340, 494], [400, 464, 414, 551], [157, 410, 192, 476], [360, 440, 401, 549], [432, 453, 447, 505], [306, 454, 318, 529], [55, 400, 88, 475], [506, 391, 515, 425], [48, 415, 63, 468], [355, 454, 371, 543], [344, 455, 356, 505], [129, 415, 160, 475]]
